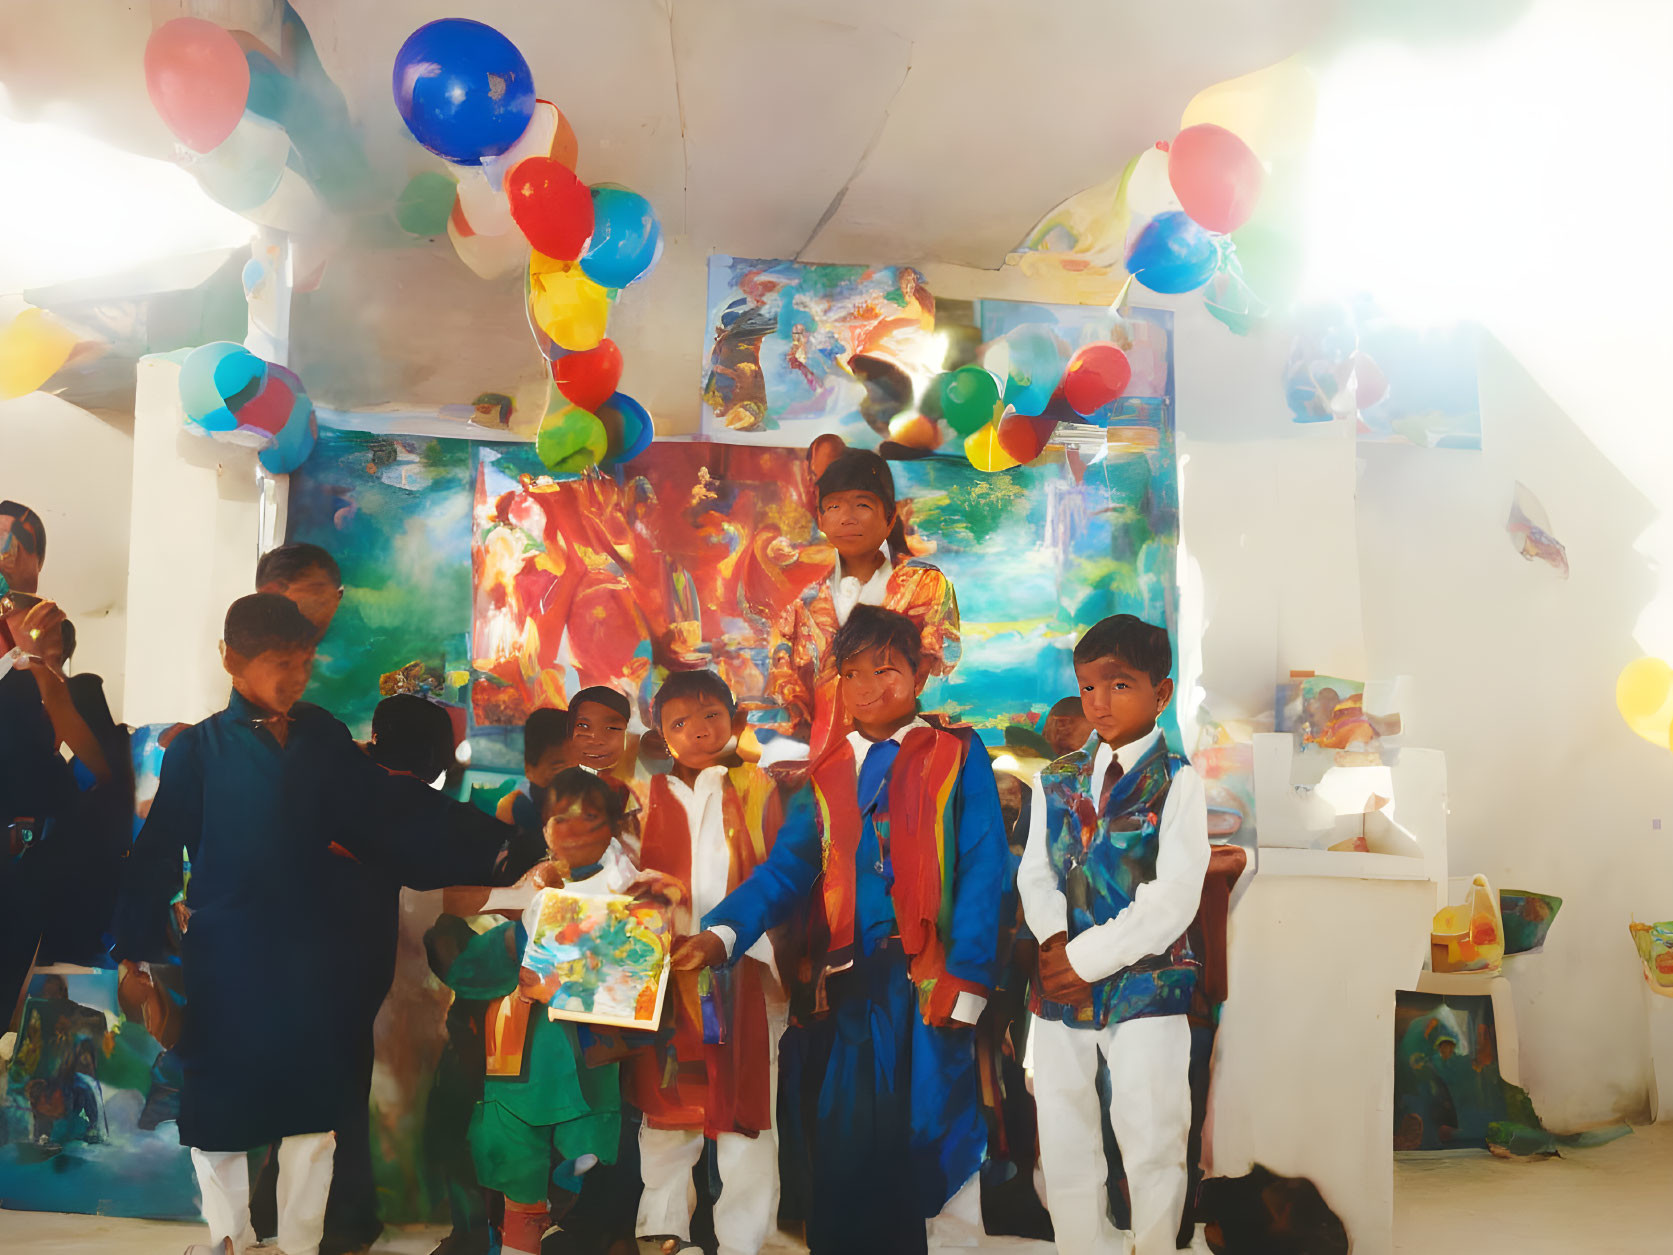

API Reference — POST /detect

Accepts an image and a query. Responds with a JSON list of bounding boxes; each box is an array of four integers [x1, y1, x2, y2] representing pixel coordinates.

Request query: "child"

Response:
[[775, 448, 960, 760], [628, 669, 785, 1255], [568, 684, 644, 862], [676, 606, 1008, 1254], [498, 706, 577, 830], [442, 768, 638, 1255], [113, 594, 528, 1255], [1042, 695, 1092, 759], [256, 541, 344, 632], [1016, 615, 1209, 1255]]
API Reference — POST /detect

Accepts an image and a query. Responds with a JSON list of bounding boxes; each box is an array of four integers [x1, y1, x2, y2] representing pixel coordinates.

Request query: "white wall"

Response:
[[0, 390, 132, 713]]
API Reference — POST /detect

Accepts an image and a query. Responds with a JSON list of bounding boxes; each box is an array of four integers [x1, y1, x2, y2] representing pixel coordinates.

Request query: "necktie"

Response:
[[1098, 754, 1124, 812]]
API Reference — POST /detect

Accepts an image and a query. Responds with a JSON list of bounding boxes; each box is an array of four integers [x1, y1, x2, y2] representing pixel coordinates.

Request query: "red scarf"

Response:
[[627, 765, 781, 1137], [812, 722, 983, 1023]]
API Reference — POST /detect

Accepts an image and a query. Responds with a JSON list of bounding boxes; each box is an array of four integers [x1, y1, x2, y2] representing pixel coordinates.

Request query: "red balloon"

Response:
[[1167, 123, 1265, 235], [1062, 343, 1132, 416], [508, 157, 595, 261], [145, 18, 251, 153], [552, 339, 624, 412], [996, 411, 1057, 465]]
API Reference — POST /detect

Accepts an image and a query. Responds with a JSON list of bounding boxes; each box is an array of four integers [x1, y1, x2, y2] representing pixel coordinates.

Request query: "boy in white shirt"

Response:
[[1017, 615, 1209, 1255]]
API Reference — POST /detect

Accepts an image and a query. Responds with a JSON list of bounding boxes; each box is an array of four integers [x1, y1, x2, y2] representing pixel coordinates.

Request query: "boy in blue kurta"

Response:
[[443, 768, 639, 1255], [1017, 615, 1209, 1255], [674, 605, 1008, 1255], [113, 595, 529, 1255]]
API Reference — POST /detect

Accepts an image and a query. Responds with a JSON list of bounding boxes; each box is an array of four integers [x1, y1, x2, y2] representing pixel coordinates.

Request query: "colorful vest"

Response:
[[807, 719, 987, 1024], [1032, 732, 1199, 1029]]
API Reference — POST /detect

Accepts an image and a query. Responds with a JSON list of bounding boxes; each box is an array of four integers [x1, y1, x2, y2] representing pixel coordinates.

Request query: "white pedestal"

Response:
[[1209, 856, 1434, 1255]]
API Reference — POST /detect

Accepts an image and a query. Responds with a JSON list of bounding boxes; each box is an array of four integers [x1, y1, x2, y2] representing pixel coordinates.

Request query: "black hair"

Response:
[[816, 449, 911, 560], [652, 669, 736, 732], [371, 694, 456, 781], [538, 766, 625, 830], [569, 685, 631, 722], [1048, 696, 1085, 718], [256, 542, 342, 590], [223, 592, 319, 658], [830, 604, 922, 674], [59, 618, 76, 663], [524, 707, 571, 764], [1072, 614, 1172, 684], [0, 501, 44, 562]]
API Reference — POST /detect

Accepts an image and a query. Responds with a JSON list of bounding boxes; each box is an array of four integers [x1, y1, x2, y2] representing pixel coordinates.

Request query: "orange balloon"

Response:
[[550, 106, 579, 170]]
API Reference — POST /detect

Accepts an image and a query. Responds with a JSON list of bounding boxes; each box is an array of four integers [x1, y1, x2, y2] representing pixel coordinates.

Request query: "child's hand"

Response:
[[671, 931, 728, 971], [518, 964, 556, 1004], [1037, 933, 1094, 1008], [528, 858, 570, 890], [627, 869, 686, 909]]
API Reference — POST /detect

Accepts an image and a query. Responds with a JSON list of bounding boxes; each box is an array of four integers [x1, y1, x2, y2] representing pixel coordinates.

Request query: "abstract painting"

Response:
[[522, 891, 672, 1030], [285, 426, 475, 735]]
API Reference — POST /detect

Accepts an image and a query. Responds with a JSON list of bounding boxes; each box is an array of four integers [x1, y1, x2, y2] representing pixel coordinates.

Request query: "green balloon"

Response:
[[395, 171, 458, 237], [939, 365, 1000, 436], [536, 401, 607, 472], [1228, 223, 1303, 312]]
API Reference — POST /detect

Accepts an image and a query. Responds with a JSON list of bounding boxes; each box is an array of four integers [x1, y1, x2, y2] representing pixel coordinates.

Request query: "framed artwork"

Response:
[[522, 889, 673, 1030]]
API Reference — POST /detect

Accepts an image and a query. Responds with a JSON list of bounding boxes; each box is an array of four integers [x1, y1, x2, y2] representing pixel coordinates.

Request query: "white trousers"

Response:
[[637, 1009, 785, 1255], [190, 1132, 336, 1255], [1032, 1012, 1191, 1255]]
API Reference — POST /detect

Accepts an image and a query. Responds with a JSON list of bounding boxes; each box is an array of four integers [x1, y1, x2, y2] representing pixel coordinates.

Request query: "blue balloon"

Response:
[[393, 19, 535, 166], [599, 392, 653, 465], [999, 329, 1064, 417], [259, 392, 318, 474], [1126, 210, 1219, 294], [180, 341, 264, 434], [580, 186, 664, 289]]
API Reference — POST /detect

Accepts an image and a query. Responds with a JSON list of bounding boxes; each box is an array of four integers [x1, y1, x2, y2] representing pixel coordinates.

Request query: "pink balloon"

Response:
[[145, 18, 250, 154], [1351, 352, 1388, 411], [1167, 124, 1265, 235]]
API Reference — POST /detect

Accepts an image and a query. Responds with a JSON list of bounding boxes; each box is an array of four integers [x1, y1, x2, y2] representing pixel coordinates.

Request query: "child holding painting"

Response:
[[674, 606, 1009, 1255], [441, 767, 641, 1255], [628, 669, 786, 1255], [112, 594, 535, 1255], [1017, 615, 1209, 1255], [775, 448, 960, 762]]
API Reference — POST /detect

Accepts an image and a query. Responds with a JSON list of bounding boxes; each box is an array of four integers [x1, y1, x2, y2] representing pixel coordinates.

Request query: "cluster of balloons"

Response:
[[924, 337, 1134, 473], [1618, 658, 1673, 751], [0, 308, 78, 400], [391, 18, 663, 472], [1282, 301, 1388, 425], [145, 15, 365, 234], [179, 341, 318, 474]]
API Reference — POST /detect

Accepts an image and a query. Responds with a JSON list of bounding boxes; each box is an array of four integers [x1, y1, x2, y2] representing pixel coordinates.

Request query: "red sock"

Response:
[[502, 1196, 549, 1254]]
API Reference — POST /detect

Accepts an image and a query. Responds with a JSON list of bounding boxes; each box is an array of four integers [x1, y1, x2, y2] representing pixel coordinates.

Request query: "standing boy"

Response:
[[776, 449, 959, 760], [256, 542, 344, 634], [498, 707, 577, 832], [676, 606, 1008, 1255], [1017, 615, 1209, 1255], [629, 670, 785, 1255], [114, 594, 530, 1255], [567, 684, 644, 862]]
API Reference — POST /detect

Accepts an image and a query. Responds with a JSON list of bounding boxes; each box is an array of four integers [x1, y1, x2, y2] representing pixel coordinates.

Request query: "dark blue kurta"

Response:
[[114, 691, 515, 1152], [707, 734, 1008, 1254]]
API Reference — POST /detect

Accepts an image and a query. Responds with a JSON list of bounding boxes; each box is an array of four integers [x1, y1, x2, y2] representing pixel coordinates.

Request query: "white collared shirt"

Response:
[[831, 547, 892, 626], [674, 766, 775, 967], [1016, 724, 1210, 985]]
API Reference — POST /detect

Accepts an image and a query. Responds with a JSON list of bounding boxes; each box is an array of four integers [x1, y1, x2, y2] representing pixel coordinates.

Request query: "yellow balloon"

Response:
[[1616, 657, 1673, 747], [527, 252, 611, 352], [1180, 56, 1317, 161], [0, 307, 77, 400], [964, 422, 1020, 473]]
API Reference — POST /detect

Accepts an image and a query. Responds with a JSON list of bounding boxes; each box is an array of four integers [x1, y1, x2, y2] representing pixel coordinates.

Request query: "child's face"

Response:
[[225, 645, 315, 715], [262, 566, 343, 632], [1073, 654, 1172, 749], [1044, 709, 1093, 757], [543, 791, 615, 870], [658, 692, 735, 771], [0, 516, 41, 594], [570, 700, 627, 772], [818, 489, 893, 562], [526, 742, 575, 789], [838, 643, 921, 737]]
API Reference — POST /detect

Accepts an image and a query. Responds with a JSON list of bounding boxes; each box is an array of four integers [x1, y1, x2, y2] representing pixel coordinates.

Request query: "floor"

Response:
[[1, 1126, 1663, 1254]]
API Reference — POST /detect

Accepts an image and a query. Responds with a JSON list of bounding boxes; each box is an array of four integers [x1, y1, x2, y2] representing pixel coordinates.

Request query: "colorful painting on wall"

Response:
[[0, 971, 198, 1220], [285, 427, 476, 735], [1353, 314, 1480, 449], [522, 891, 672, 1030]]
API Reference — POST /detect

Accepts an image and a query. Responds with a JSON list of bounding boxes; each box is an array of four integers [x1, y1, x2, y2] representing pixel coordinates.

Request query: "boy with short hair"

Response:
[[114, 594, 529, 1255], [567, 684, 643, 862], [776, 448, 960, 760], [444, 767, 639, 1255], [256, 542, 344, 632], [628, 669, 785, 1255], [676, 605, 1008, 1254], [497, 707, 577, 831], [1017, 614, 1209, 1255]]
